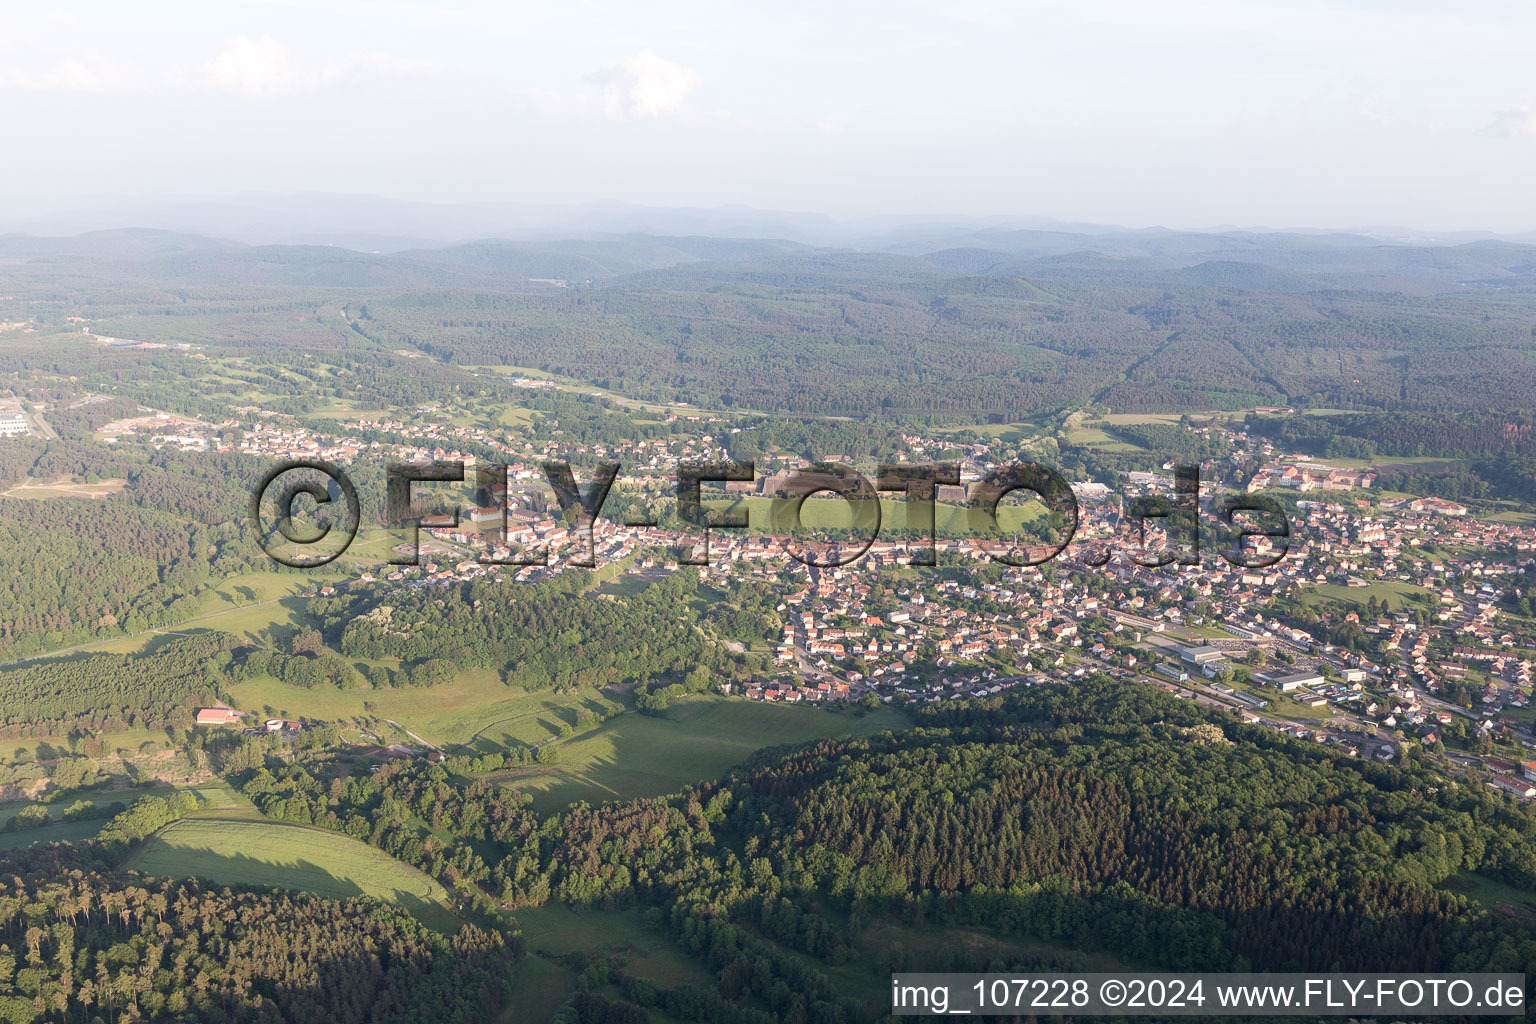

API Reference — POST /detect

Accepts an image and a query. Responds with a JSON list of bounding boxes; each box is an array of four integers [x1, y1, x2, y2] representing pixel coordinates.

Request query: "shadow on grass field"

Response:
[[499, 955, 578, 1024], [0, 782, 254, 850], [515, 904, 715, 988], [126, 817, 459, 931], [1439, 870, 1536, 918], [488, 695, 907, 812]]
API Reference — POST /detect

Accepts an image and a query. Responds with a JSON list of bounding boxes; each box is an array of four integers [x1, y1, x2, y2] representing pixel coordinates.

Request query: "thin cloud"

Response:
[[5, 53, 141, 93], [202, 36, 434, 97], [203, 36, 302, 96], [316, 50, 436, 87], [815, 114, 851, 138], [598, 49, 699, 118], [1480, 106, 1536, 139]]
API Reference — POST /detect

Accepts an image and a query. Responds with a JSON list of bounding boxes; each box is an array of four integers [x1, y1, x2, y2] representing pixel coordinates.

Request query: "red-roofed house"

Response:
[[195, 706, 244, 726]]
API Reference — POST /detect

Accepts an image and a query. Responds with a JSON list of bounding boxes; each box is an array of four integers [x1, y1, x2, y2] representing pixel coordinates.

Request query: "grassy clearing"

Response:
[[500, 956, 578, 1024], [469, 364, 698, 417], [597, 575, 658, 598], [0, 783, 255, 850], [1064, 426, 1141, 450], [305, 406, 394, 420], [1, 477, 124, 500], [225, 671, 617, 749], [932, 415, 1052, 436], [1103, 413, 1182, 425], [515, 904, 715, 989], [127, 817, 458, 930], [1439, 871, 1536, 916], [510, 905, 723, 1020], [1299, 579, 1432, 613], [434, 689, 624, 752], [0, 817, 104, 849], [491, 695, 906, 811], [706, 495, 1047, 534], [493, 405, 539, 428], [824, 919, 1140, 1003], [188, 597, 311, 641], [3, 568, 325, 664], [503, 903, 1121, 1022], [1318, 455, 1456, 471], [4, 722, 206, 759], [934, 422, 1039, 440], [180, 782, 267, 819]]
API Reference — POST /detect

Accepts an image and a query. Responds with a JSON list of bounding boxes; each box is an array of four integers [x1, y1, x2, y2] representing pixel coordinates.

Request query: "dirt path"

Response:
[[1, 477, 124, 500]]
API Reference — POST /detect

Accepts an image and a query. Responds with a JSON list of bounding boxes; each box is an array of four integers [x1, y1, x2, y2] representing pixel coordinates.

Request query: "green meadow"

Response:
[[225, 670, 618, 749], [489, 695, 906, 811], [0, 783, 250, 849], [705, 494, 1049, 535], [127, 817, 457, 930], [1299, 579, 1433, 613]]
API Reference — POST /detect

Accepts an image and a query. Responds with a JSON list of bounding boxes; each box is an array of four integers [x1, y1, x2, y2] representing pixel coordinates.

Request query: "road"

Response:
[[20, 405, 56, 439], [386, 720, 441, 751]]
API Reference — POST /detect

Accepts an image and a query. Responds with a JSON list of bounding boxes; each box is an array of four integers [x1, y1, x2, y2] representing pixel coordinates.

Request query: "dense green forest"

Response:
[[0, 437, 303, 660], [208, 679, 1536, 1022], [0, 565, 777, 738], [7, 230, 1536, 422], [323, 567, 768, 696], [0, 852, 513, 1024], [0, 635, 235, 737], [1251, 411, 1536, 501]]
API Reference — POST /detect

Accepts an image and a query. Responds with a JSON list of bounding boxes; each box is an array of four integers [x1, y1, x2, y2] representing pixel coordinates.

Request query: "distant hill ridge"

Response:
[[1, 223, 1532, 291]]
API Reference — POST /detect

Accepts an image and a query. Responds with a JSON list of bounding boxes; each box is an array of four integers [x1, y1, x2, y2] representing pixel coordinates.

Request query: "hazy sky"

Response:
[[3, 0, 1535, 231]]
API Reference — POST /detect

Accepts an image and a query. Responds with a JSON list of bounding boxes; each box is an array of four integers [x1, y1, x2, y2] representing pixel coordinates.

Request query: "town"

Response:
[[101, 384, 1533, 801]]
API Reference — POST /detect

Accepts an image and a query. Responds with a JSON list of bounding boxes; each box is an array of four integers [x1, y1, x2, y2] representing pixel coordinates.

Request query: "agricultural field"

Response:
[[127, 817, 458, 930], [490, 695, 907, 811], [1102, 413, 1184, 425]]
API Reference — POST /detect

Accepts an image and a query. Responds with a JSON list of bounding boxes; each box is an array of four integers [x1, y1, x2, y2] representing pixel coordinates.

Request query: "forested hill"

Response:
[[8, 227, 1536, 418], [639, 680, 1536, 976], [218, 678, 1536, 1022], [0, 848, 514, 1024], [6, 678, 1536, 1021]]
